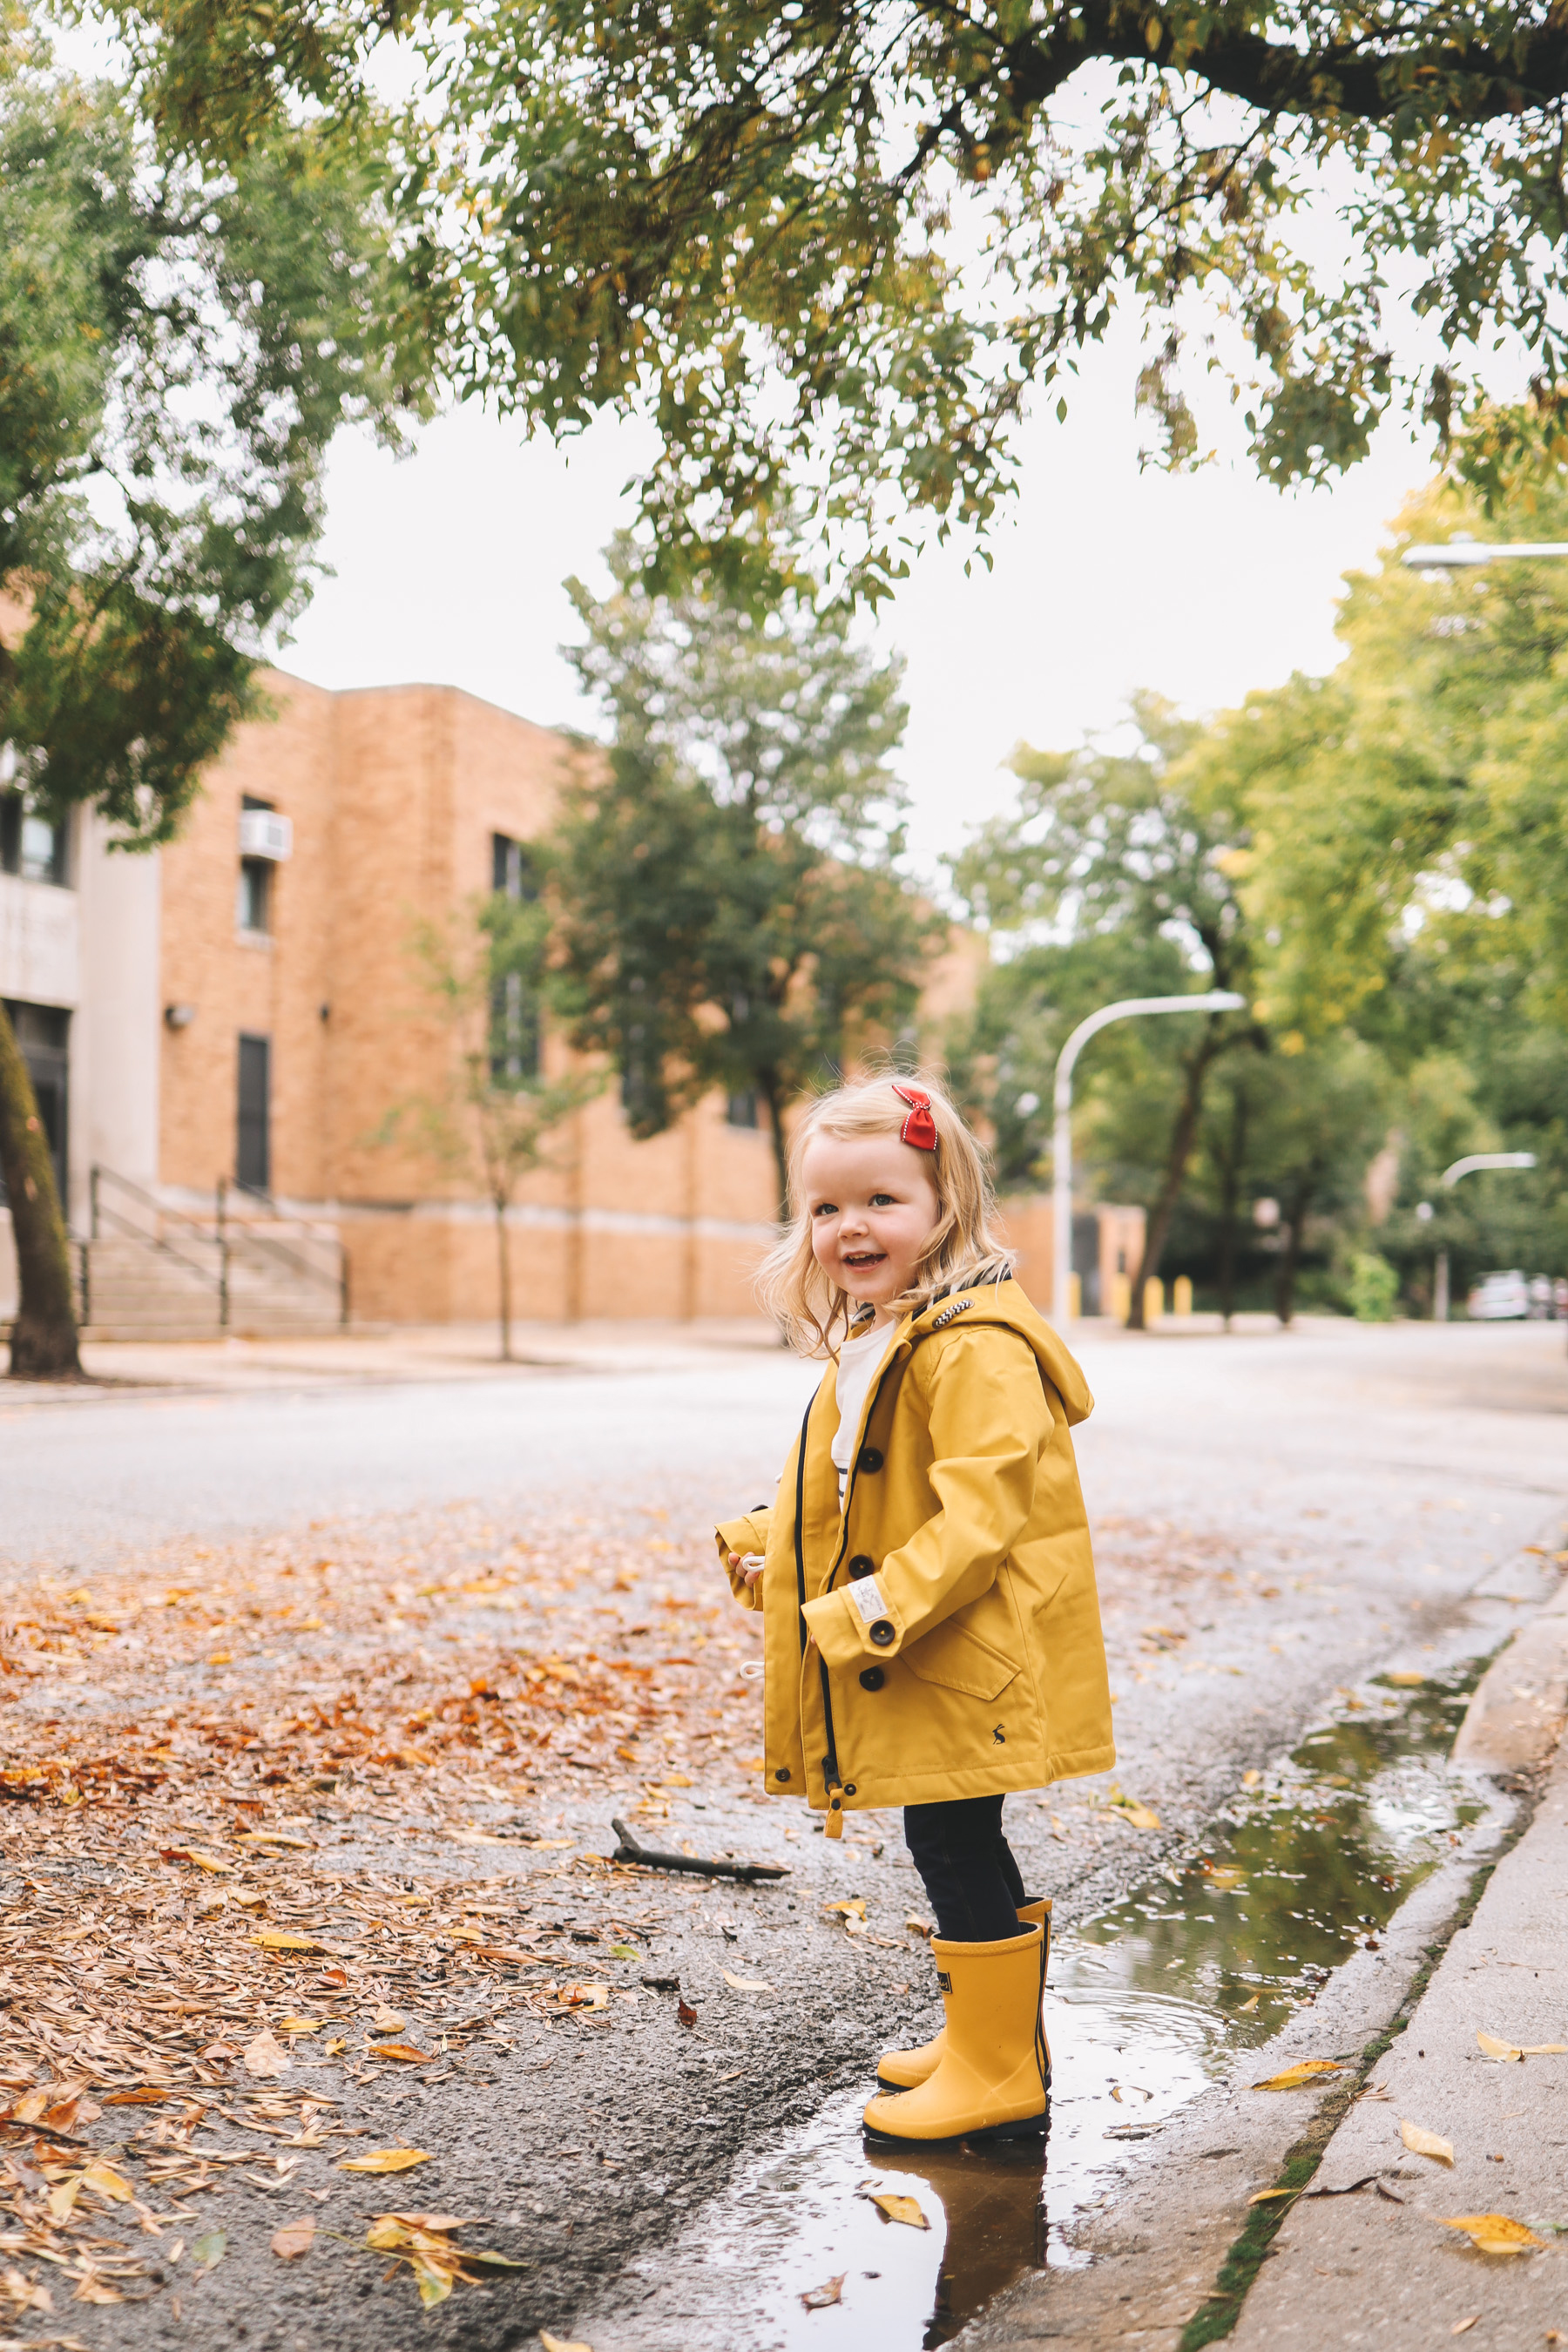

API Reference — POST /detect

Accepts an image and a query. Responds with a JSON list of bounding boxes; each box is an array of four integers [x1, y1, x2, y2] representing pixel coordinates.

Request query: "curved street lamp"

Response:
[[1425, 1152, 1538, 1321], [1051, 991, 1247, 1328], [1402, 542, 1568, 569]]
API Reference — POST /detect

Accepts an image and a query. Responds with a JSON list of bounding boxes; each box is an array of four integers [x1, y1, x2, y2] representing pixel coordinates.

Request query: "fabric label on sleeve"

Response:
[[849, 1577, 889, 1624]]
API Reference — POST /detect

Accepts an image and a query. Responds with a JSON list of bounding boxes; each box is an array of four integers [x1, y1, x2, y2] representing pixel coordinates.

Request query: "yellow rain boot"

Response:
[[876, 1898, 1051, 2090], [862, 1923, 1050, 2144]]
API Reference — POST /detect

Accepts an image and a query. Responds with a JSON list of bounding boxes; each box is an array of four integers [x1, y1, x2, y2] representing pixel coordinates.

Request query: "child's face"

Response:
[[801, 1131, 943, 1318]]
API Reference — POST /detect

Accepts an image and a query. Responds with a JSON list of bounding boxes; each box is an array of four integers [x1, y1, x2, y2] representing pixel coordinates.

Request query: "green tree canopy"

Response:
[[1196, 466, 1568, 1039], [98, 0, 1568, 595], [950, 694, 1259, 1323], [550, 544, 942, 1213], [0, 25, 422, 1374]]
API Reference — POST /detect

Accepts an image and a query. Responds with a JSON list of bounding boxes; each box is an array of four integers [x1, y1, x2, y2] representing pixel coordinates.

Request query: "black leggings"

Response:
[[904, 1794, 1027, 1943]]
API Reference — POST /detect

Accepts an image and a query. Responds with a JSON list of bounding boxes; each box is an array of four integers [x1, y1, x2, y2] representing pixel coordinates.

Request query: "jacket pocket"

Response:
[[902, 1618, 1021, 1702]]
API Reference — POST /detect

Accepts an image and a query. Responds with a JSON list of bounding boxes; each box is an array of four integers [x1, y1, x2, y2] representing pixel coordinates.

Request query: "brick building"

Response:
[[0, 670, 1139, 1334]]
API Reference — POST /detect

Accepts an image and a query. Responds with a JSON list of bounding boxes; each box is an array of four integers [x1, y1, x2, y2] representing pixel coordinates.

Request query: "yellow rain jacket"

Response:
[[716, 1275, 1114, 1824]]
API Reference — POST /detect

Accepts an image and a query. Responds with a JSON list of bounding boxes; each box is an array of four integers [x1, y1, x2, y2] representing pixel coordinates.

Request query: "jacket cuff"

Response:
[[801, 1580, 901, 1666], [715, 1514, 767, 1611]]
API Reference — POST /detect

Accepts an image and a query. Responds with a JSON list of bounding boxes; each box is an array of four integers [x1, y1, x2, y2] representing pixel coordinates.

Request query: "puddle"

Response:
[[579, 1664, 1492, 2350]]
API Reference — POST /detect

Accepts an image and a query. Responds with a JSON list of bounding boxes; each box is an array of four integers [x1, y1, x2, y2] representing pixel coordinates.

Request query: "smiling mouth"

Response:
[[842, 1251, 887, 1269]]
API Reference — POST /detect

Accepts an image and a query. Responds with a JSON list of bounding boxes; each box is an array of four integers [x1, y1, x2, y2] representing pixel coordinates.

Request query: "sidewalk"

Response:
[[1231, 1585, 1568, 2349], [29, 1315, 783, 1396]]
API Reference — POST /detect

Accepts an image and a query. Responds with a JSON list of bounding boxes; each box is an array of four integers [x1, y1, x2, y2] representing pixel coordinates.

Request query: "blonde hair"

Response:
[[757, 1072, 1014, 1356]]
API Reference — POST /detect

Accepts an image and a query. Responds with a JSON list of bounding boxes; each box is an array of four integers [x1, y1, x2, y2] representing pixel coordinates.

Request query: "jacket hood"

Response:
[[903, 1274, 1094, 1426]]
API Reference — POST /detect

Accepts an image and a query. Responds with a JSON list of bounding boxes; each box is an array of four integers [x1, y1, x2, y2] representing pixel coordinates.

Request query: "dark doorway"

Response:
[[236, 1033, 271, 1194], [1, 1001, 70, 1207]]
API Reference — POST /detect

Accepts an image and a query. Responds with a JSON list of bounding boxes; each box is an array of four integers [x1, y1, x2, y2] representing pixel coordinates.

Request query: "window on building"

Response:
[[490, 833, 542, 1080], [237, 858, 273, 934], [236, 1033, 271, 1193], [0, 1002, 69, 1206], [0, 795, 68, 887], [491, 833, 539, 902], [727, 1090, 759, 1129], [238, 795, 277, 935]]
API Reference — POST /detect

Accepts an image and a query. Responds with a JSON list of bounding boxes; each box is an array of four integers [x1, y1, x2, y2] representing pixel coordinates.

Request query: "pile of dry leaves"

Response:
[[0, 1504, 766, 2324]]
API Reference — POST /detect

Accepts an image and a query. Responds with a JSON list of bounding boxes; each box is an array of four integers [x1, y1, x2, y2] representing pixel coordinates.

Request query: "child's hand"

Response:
[[728, 1551, 766, 1589]]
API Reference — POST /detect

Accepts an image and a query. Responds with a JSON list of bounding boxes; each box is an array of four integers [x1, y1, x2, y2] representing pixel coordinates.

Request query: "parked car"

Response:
[[1467, 1270, 1531, 1320]]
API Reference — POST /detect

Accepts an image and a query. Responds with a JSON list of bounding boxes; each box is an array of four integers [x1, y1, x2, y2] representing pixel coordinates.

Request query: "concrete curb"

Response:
[[953, 1788, 1518, 2349], [1229, 1731, 1568, 2349], [1453, 1572, 1568, 1776]]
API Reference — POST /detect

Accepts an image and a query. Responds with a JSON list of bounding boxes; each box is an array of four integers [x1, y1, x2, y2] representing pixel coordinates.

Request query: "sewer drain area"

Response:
[[576, 1664, 1490, 2352]]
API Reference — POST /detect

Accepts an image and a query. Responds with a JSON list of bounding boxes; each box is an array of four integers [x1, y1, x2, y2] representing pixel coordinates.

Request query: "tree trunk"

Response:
[[494, 1193, 513, 1362], [1215, 1087, 1249, 1331], [0, 1003, 82, 1378], [759, 1067, 790, 1227], [1126, 1035, 1222, 1330], [1274, 1173, 1317, 1328]]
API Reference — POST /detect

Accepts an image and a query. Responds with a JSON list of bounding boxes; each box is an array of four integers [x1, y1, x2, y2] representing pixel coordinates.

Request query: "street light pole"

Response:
[[1429, 1152, 1538, 1321], [1402, 541, 1568, 569], [1051, 991, 1247, 1328]]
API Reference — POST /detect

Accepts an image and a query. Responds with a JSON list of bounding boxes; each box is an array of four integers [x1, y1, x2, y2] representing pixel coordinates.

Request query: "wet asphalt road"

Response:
[[1, 1317, 1565, 2350]]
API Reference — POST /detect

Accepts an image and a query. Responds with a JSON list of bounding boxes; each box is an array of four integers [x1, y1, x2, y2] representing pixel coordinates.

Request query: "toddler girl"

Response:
[[717, 1073, 1113, 2142]]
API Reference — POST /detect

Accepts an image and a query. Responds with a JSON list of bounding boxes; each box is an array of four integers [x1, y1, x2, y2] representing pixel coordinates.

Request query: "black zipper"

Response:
[[791, 1389, 842, 1804]]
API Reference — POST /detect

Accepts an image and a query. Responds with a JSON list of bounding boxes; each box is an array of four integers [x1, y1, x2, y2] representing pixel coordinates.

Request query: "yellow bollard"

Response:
[[1173, 1275, 1193, 1318], [1144, 1277, 1165, 1325], [1111, 1272, 1132, 1322], [1068, 1271, 1082, 1320]]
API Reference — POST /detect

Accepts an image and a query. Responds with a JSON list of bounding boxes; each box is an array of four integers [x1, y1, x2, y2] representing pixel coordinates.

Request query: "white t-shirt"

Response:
[[830, 1320, 895, 1503]]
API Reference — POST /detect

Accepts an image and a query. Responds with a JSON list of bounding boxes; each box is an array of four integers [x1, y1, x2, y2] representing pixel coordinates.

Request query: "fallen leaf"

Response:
[[1439, 2213, 1547, 2255], [371, 2004, 407, 2032], [865, 2190, 929, 2229], [1401, 2119, 1455, 2165], [905, 1915, 934, 1938], [1451, 2319, 1480, 2336], [340, 2148, 434, 2173], [207, 1650, 233, 1665], [191, 2229, 227, 2272], [1254, 2061, 1342, 2091], [677, 2000, 697, 2028], [79, 2162, 134, 2205], [1237, 1992, 1260, 2013], [1248, 2187, 1300, 2205], [251, 1930, 323, 1952], [560, 1984, 610, 2011], [1477, 2029, 1568, 2061], [243, 2031, 291, 2078], [1241, 1768, 1262, 1787], [159, 1845, 235, 1876], [279, 2016, 323, 2037], [325, 2036, 347, 2056], [722, 1971, 773, 1994], [659, 1774, 694, 1788], [102, 2085, 168, 2105], [73, 2274, 125, 2304], [824, 1899, 867, 1920], [800, 2274, 846, 2310], [370, 2043, 434, 2064], [539, 2334, 595, 2351], [271, 2217, 314, 2261], [1385, 1671, 1427, 1687], [1108, 1799, 1161, 1830]]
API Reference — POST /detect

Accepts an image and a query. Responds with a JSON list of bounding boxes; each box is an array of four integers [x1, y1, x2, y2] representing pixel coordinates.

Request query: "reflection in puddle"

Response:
[[582, 1666, 1490, 2350]]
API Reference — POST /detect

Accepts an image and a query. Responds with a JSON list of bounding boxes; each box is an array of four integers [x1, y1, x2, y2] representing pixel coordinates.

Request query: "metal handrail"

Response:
[[89, 1166, 348, 1327], [216, 1178, 344, 1300], [90, 1166, 225, 1294]]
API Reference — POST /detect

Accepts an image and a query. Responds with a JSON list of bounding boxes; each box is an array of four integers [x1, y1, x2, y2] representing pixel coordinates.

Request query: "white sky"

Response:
[[282, 328, 1438, 876]]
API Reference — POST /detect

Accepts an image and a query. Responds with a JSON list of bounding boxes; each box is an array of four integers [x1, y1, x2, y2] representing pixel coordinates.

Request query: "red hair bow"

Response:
[[892, 1083, 938, 1152]]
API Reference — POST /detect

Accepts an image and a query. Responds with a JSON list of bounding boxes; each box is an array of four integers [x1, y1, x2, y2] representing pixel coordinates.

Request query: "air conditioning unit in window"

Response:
[[238, 809, 293, 861]]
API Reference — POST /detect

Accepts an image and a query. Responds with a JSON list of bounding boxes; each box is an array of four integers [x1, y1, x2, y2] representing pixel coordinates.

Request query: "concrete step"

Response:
[[83, 1233, 341, 1337]]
